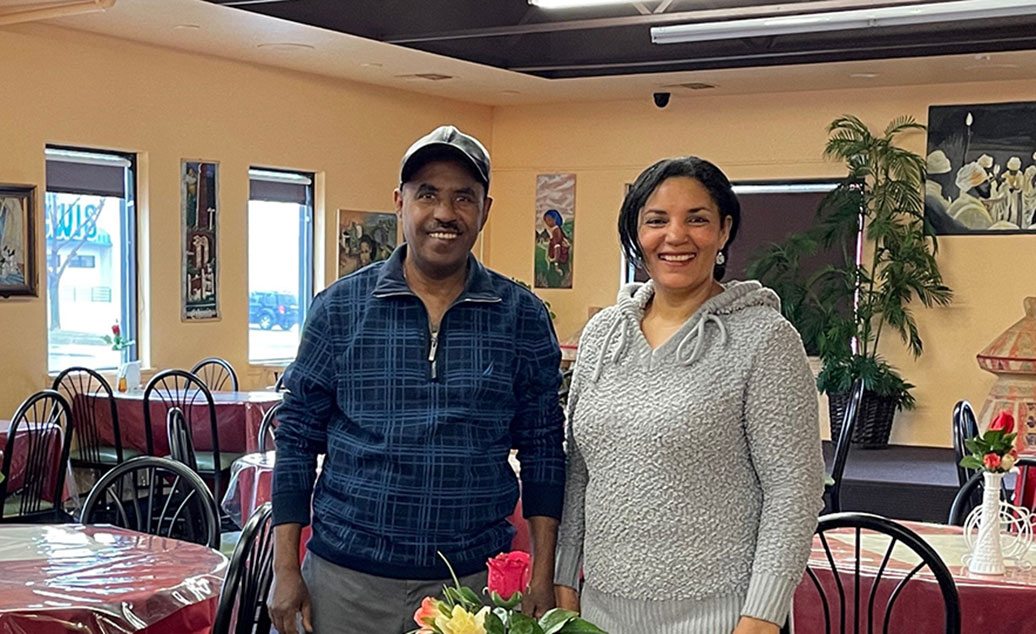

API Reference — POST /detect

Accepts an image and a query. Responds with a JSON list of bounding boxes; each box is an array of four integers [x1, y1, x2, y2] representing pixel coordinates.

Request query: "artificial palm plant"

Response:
[[749, 115, 952, 447]]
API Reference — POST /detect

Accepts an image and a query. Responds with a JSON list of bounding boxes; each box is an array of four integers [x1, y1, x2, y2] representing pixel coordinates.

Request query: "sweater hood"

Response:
[[591, 279, 781, 382]]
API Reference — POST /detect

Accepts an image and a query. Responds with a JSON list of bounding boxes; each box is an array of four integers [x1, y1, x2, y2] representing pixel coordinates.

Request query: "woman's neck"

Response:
[[647, 279, 722, 323]]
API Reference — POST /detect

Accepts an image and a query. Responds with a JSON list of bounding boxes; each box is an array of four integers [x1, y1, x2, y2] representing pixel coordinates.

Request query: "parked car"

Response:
[[249, 292, 299, 331]]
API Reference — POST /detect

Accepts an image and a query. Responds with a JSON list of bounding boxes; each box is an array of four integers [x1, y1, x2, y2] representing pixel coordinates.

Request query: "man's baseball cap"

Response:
[[400, 125, 491, 190]]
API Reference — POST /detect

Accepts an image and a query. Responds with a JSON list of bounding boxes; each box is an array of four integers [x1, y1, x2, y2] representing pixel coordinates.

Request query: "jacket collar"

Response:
[[372, 244, 501, 302]]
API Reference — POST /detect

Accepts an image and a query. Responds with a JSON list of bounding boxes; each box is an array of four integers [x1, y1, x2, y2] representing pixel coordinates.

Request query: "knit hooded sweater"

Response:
[[555, 280, 825, 627]]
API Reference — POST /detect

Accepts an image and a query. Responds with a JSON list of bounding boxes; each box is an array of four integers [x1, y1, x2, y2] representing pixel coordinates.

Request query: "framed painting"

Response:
[[534, 173, 575, 289], [337, 209, 398, 278], [926, 101, 1036, 234], [0, 184, 37, 298], [181, 160, 220, 320]]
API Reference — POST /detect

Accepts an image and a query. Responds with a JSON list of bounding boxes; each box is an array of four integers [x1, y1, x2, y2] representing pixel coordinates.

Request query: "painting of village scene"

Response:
[[181, 160, 219, 320], [534, 173, 575, 289], [337, 210, 397, 278], [926, 101, 1036, 234], [0, 185, 36, 297]]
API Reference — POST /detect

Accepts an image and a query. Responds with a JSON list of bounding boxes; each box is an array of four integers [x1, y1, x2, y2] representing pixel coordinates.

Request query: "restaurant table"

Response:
[[791, 520, 1036, 634], [0, 420, 77, 510], [0, 523, 227, 634], [82, 390, 281, 457], [222, 451, 531, 556]]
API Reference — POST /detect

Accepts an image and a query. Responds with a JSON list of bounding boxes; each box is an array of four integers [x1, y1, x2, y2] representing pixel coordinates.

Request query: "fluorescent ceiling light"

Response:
[[652, 0, 1036, 44], [530, 0, 639, 9]]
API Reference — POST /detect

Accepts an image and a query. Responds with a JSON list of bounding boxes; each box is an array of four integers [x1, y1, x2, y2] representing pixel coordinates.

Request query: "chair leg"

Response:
[[829, 488, 841, 513]]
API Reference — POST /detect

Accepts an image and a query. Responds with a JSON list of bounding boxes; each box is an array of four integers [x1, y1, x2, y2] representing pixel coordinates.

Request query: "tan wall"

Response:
[[485, 81, 1036, 447], [0, 24, 492, 418]]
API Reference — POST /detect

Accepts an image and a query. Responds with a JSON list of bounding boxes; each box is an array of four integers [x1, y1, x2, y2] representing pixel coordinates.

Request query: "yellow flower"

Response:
[[434, 604, 489, 634]]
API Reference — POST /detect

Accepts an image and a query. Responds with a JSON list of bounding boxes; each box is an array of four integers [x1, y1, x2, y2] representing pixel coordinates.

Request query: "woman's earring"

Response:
[[715, 252, 726, 265]]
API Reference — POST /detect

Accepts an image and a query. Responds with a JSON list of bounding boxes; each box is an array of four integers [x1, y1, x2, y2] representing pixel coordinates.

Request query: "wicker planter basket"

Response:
[[828, 388, 898, 449]]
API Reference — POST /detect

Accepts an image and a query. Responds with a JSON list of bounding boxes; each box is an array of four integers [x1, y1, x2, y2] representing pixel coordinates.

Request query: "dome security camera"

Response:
[[653, 92, 671, 108]]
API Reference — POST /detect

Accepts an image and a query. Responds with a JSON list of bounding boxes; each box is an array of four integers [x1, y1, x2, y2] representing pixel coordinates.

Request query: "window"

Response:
[[248, 168, 314, 363], [45, 147, 137, 373]]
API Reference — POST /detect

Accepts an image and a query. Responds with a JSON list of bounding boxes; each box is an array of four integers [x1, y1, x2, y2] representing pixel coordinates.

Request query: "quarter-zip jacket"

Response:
[[272, 245, 566, 579]]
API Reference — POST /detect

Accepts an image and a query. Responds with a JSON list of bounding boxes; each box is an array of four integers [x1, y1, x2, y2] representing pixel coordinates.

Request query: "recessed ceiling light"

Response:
[[849, 73, 879, 78], [529, 0, 640, 8], [256, 42, 315, 52], [173, 24, 201, 31], [974, 54, 992, 61], [500, 90, 522, 95], [360, 62, 383, 68]]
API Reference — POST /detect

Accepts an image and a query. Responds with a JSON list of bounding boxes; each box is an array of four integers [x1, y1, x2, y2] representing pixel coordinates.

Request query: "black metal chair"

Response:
[[192, 357, 240, 392], [53, 366, 134, 472], [786, 512, 961, 634], [144, 369, 240, 507], [167, 407, 198, 473], [80, 456, 220, 548], [824, 379, 864, 513], [272, 372, 287, 392], [951, 400, 979, 488], [0, 390, 74, 523], [558, 367, 574, 410], [257, 402, 281, 453], [947, 456, 1036, 526], [213, 502, 275, 634]]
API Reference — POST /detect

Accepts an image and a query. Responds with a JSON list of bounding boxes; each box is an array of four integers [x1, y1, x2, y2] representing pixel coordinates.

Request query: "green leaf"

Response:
[[485, 611, 507, 634], [490, 590, 522, 610], [555, 618, 609, 633], [538, 608, 578, 634], [509, 612, 546, 634], [959, 456, 984, 470], [457, 586, 483, 610]]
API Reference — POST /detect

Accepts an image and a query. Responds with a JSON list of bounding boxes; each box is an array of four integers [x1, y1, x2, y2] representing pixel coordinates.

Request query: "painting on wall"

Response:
[[0, 184, 37, 298], [337, 210, 398, 278], [534, 173, 575, 289], [926, 101, 1036, 234], [181, 160, 220, 320]]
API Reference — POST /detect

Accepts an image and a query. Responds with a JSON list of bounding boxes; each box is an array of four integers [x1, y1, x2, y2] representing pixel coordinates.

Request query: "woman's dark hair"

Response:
[[543, 209, 566, 235], [618, 156, 741, 280]]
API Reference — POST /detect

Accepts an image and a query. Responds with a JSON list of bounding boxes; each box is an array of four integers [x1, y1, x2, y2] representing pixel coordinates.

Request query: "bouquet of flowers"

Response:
[[102, 322, 134, 352], [959, 411, 1020, 473], [412, 552, 604, 634]]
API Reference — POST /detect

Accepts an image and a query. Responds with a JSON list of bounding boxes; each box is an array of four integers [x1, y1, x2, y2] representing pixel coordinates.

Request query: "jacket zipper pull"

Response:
[[428, 331, 439, 381]]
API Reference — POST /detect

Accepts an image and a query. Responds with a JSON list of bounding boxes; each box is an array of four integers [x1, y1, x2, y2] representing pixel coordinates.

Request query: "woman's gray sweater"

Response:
[[555, 280, 825, 628]]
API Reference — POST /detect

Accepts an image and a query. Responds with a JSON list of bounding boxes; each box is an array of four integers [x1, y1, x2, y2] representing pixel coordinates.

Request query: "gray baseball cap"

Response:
[[400, 125, 491, 190]]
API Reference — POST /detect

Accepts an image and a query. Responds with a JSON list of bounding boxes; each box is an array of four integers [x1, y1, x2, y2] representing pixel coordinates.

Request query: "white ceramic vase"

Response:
[[968, 471, 1006, 575]]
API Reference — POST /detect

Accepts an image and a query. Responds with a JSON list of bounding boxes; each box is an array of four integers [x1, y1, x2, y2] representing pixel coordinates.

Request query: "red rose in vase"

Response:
[[486, 551, 531, 601]]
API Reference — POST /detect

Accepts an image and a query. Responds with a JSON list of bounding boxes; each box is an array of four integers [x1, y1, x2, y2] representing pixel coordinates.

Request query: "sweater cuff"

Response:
[[521, 482, 564, 520], [553, 544, 583, 590], [271, 491, 312, 527], [741, 571, 798, 626]]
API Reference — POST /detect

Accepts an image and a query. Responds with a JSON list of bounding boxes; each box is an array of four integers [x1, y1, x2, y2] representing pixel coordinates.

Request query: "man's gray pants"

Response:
[[301, 552, 490, 634]]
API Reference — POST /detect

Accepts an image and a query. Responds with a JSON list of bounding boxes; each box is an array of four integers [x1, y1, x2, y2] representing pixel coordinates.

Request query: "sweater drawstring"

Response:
[[593, 316, 628, 383], [676, 313, 728, 367]]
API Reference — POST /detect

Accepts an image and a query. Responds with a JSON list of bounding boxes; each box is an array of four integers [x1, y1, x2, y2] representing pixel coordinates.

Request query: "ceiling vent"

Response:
[[668, 82, 717, 91], [395, 73, 454, 81]]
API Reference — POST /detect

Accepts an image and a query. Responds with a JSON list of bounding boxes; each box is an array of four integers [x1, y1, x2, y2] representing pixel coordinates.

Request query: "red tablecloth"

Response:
[[83, 390, 281, 456], [792, 521, 1036, 634], [221, 451, 532, 557], [0, 523, 227, 634]]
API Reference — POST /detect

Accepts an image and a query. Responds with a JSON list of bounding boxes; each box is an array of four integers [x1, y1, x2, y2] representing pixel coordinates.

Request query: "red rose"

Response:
[[487, 551, 531, 601], [983, 453, 1002, 470], [112, 323, 121, 336], [989, 411, 1015, 434]]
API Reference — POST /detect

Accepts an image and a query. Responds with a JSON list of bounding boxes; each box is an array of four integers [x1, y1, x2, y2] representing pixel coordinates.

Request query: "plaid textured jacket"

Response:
[[272, 245, 565, 579]]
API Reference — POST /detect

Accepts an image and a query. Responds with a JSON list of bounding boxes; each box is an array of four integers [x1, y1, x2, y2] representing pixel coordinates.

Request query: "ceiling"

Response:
[[21, 0, 1036, 106], [201, 0, 1036, 80]]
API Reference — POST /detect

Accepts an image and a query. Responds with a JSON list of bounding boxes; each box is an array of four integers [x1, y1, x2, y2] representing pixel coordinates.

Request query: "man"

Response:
[[268, 125, 565, 634]]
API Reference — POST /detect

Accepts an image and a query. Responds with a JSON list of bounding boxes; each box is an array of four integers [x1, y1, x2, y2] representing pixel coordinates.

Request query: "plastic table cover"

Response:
[[221, 450, 531, 553], [792, 521, 1036, 634], [0, 524, 227, 634]]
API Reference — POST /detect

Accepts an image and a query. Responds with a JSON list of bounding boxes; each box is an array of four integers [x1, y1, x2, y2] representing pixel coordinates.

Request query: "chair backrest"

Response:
[[947, 456, 1036, 525], [167, 407, 198, 473], [795, 512, 961, 634], [53, 366, 123, 467], [829, 379, 864, 490], [0, 389, 74, 521], [143, 369, 223, 496], [272, 372, 287, 392], [951, 400, 979, 487], [558, 367, 573, 410], [191, 357, 240, 392], [213, 502, 275, 634], [257, 402, 281, 453], [80, 456, 220, 548]]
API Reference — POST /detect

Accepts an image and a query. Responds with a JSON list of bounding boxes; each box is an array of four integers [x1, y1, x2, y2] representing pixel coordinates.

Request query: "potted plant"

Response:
[[748, 115, 952, 448]]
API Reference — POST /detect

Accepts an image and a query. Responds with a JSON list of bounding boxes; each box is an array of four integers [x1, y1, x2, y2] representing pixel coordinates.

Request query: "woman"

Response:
[[543, 208, 571, 285], [554, 157, 824, 634]]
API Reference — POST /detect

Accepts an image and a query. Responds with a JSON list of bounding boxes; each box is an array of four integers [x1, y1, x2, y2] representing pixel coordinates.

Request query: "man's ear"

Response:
[[393, 187, 404, 216], [479, 196, 493, 231]]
